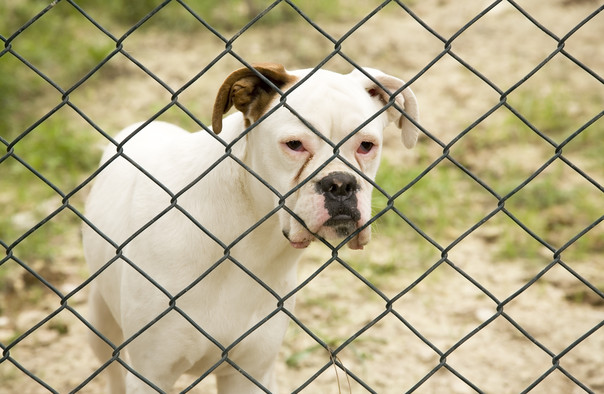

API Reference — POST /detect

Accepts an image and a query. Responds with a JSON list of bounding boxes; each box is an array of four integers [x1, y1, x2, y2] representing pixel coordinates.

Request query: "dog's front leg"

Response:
[[121, 320, 196, 393]]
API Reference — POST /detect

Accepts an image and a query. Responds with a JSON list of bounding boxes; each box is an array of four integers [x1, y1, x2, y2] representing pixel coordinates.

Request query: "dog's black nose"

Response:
[[317, 172, 358, 201]]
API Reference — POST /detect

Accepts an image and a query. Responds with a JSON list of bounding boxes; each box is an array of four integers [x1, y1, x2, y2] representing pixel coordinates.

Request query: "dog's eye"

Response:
[[357, 141, 374, 154], [285, 140, 305, 152]]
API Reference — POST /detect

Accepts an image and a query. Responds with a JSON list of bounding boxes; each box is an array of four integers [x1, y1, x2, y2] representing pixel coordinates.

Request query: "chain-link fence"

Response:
[[1, 0, 603, 393]]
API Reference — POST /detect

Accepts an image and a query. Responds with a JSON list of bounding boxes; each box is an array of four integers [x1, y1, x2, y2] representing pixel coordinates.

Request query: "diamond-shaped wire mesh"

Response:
[[1, 0, 602, 393]]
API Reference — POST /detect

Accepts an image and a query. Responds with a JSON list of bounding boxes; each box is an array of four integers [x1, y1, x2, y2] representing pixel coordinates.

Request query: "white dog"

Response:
[[82, 63, 419, 393]]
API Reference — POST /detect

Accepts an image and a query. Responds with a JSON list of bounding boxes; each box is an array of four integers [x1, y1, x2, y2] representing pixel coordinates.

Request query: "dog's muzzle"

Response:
[[316, 171, 361, 237], [282, 170, 370, 250]]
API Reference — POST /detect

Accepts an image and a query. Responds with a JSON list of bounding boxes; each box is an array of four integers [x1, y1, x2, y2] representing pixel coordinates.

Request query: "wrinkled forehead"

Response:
[[282, 70, 383, 141]]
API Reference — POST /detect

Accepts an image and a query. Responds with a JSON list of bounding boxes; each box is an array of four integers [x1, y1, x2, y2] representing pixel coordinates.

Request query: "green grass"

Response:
[[86, 0, 367, 31], [285, 329, 384, 368], [370, 86, 602, 264], [372, 158, 493, 245], [1, 112, 99, 298], [0, 2, 115, 138]]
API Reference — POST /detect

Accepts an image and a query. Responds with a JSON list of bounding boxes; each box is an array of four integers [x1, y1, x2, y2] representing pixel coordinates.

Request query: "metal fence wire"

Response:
[[1, 0, 603, 393]]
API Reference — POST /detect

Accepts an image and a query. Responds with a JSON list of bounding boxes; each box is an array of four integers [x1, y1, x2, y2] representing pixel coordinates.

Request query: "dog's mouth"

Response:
[[323, 214, 358, 238], [283, 213, 367, 250]]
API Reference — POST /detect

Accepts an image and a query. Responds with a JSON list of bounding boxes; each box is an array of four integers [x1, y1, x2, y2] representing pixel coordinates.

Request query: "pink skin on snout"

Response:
[[285, 193, 329, 249]]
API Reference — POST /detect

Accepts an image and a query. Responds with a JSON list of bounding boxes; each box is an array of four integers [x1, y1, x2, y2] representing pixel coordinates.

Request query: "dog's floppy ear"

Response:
[[350, 68, 420, 149], [212, 63, 296, 134]]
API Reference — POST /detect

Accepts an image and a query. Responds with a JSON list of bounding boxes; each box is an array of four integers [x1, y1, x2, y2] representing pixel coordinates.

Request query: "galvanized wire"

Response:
[[1, 0, 602, 393]]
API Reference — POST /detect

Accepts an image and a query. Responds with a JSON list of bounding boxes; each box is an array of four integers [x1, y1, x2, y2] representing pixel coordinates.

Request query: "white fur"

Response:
[[82, 66, 419, 393]]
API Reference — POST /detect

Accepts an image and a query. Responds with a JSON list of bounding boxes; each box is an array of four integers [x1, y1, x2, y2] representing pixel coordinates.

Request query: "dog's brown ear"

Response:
[[350, 68, 420, 149], [212, 63, 296, 134]]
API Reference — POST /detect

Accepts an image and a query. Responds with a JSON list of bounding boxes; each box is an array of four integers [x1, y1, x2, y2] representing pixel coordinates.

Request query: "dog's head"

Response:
[[212, 63, 419, 250]]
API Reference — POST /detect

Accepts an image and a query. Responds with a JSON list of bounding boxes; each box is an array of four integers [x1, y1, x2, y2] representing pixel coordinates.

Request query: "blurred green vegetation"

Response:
[[86, 0, 351, 30], [373, 157, 602, 262], [0, 0, 359, 140], [371, 86, 603, 263]]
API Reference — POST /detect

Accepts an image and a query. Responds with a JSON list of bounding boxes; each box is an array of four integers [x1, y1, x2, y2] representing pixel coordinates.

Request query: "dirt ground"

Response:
[[1, 0, 603, 393]]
